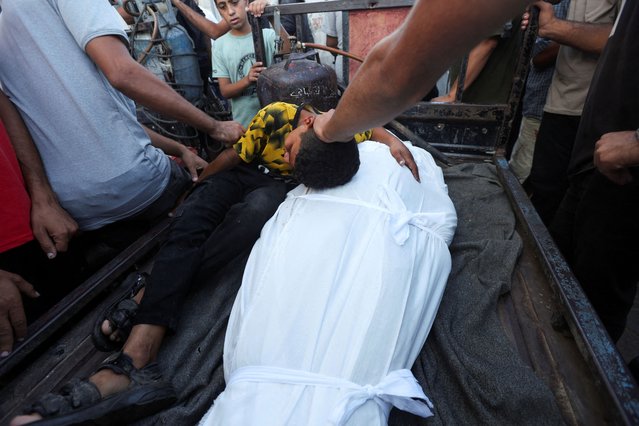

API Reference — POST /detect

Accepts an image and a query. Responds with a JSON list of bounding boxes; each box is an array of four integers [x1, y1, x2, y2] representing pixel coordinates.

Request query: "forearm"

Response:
[[219, 77, 252, 100], [371, 127, 401, 146], [172, 0, 230, 39], [532, 41, 560, 68], [0, 92, 55, 204], [198, 148, 242, 181], [448, 37, 498, 99], [542, 20, 612, 55], [143, 125, 188, 157], [87, 36, 222, 135], [318, 0, 529, 142]]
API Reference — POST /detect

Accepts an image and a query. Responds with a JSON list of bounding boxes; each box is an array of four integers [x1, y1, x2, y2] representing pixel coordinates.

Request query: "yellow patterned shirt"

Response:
[[234, 102, 373, 176]]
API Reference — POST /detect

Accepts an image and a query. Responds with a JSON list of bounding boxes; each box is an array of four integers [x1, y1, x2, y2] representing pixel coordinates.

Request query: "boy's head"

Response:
[[284, 104, 360, 189], [214, 0, 249, 32]]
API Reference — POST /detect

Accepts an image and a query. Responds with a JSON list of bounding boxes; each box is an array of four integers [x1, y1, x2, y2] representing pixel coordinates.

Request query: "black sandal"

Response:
[[24, 352, 176, 425], [92, 272, 148, 352]]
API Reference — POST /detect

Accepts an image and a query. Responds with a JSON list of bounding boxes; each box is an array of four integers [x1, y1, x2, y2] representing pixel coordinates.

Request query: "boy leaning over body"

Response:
[[212, 0, 291, 127], [11, 101, 418, 426]]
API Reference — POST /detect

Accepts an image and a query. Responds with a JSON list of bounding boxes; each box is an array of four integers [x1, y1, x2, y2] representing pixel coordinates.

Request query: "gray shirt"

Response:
[[0, 0, 171, 230], [544, 0, 620, 116]]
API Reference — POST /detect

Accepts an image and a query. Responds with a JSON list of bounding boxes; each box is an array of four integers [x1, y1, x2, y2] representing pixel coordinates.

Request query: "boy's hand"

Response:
[[247, 61, 266, 83], [246, 0, 269, 17], [388, 140, 420, 182]]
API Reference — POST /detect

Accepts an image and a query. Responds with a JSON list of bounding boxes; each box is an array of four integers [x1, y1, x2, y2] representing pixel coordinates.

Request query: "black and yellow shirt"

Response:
[[233, 102, 373, 176]]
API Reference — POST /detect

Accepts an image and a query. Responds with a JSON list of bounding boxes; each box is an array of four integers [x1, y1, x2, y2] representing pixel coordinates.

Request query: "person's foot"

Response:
[[100, 286, 145, 344], [11, 324, 166, 426], [92, 272, 148, 352], [10, 369, 132, 426]]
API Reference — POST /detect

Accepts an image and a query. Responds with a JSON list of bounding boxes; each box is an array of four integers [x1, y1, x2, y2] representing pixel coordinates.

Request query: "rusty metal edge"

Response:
[[0, 218, 171, 380], [494, 156, 639, 425]]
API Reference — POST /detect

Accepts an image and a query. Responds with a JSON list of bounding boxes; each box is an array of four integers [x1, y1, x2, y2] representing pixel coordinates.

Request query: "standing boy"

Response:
[[211, 0, 290, 127]]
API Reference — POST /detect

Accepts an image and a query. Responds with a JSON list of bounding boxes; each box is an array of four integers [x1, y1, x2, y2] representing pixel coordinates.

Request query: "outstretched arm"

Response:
[[171, 0, 231, 39], [523, 1, 613, 55], [198, 148, 242, 181], [313, 0, 530, 143], [85, 35, 245, 145], [0, 91, 78, 258], [371, 127, 420, 182], [431, 37, 499, 103]]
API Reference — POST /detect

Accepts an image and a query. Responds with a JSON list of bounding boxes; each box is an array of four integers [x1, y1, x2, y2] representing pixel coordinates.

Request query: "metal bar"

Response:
[[0, 219, 171, 379], [249, 13, 267, 64], [455, 54, 469, 103], [494, 157, 639, 425], [261, 0, 413, 16], [496, 7, 539, 148]]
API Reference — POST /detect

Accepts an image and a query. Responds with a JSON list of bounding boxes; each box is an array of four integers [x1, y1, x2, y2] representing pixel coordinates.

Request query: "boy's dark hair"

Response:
[[293, 128, 360, 189]]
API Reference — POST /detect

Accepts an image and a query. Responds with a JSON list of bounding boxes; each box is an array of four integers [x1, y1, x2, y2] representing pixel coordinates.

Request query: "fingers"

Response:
[[0, 271, 36, 355], [33, 227, 58, 260], [0, 313, 14, 357], [8, 301, 28, 345]]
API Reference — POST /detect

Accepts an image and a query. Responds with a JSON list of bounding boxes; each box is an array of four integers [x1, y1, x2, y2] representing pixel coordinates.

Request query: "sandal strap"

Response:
[[25, 379, 101, 417], [96, 352, 164, 386], [108, 298, 138, 332]]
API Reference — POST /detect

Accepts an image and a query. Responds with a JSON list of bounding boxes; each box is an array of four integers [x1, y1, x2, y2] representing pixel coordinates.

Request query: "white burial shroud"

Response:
[[200, 141, 458, 426]]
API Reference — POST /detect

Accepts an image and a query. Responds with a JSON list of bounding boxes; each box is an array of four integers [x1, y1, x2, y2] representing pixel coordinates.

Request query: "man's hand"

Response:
[[208, 120, 245, 148], [594, 131, 639, 185], [246, 0, 269, 17], [178, 146, 209, 182], [313, 109, 346, 143], [0, 270, 39, 356], [522, 1, 556, 37], [30, 197, 78, 259]]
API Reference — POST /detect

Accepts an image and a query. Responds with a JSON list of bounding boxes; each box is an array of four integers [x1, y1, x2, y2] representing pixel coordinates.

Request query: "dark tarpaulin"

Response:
[[136, 162, 562, 425]]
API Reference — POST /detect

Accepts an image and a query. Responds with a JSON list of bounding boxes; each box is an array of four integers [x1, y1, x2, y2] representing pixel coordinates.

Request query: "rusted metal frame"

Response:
[[0, 218, 172, 379], [493, 157, 639, 425], [398, 102, 505, 122], [249, 14, 268, 65], [262, 0, 413, 16], [496, 7, 539, 149], [454, 55, 469, 103]]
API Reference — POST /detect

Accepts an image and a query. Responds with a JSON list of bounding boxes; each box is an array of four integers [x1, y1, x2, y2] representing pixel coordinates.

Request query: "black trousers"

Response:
[[526, 112, 581, 226], [135, 165, 293, 331], [551, 170, 639, 342]]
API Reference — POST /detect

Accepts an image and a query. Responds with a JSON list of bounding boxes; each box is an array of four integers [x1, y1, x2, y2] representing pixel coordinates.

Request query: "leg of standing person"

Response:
[[525, 112, 580, 226], [551, 170, 639, 342]]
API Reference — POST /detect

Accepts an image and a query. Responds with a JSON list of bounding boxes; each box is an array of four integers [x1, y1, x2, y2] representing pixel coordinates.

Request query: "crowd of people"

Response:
[[1, 0, 637, 424]]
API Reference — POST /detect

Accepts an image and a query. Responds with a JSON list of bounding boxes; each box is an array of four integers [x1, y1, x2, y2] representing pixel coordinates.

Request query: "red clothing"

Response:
[[0, 120, 33, 253]]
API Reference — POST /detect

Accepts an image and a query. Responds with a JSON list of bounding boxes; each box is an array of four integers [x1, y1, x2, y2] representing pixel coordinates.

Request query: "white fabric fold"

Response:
[[295, 185, 447, 246], [228, 366, 433, 426]]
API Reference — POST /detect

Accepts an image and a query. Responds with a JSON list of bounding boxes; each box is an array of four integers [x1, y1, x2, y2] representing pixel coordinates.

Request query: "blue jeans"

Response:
[[135, 164, 293, 331]]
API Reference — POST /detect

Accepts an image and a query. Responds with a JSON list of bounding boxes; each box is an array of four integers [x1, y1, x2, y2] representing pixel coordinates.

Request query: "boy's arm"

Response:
[[198, 148, 242, 181], [171, 0, 231, 40], [371, 127, 420, 182]]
